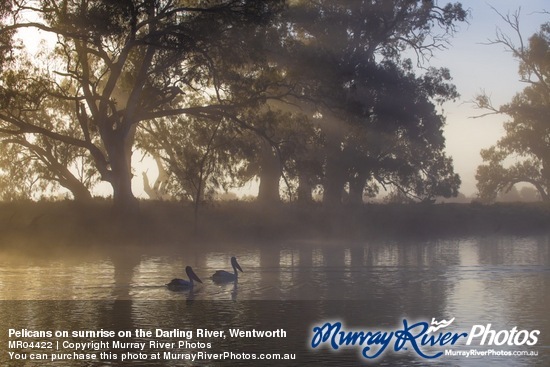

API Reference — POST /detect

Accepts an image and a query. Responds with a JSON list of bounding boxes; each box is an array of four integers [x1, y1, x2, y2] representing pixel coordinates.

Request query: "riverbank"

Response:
[[0, 200, 549, 246]]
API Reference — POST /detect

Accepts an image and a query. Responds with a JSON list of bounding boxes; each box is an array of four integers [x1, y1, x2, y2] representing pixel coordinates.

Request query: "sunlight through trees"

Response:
[[0, 0, 472, 213]]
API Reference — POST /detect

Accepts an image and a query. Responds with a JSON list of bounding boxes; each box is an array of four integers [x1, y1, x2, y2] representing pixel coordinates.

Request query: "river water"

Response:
[[0, 235, 549, 366]]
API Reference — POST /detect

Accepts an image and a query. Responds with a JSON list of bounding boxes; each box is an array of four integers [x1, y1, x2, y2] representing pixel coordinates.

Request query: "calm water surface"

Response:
[[0, 235, 549, 366]]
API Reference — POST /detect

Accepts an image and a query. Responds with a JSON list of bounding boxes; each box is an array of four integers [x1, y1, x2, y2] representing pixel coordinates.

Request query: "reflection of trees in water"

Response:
[[110, 249, 141, 301], [246, 240, 462, 321], [0, 245, 119, 300], [4, 237, 548, 364], [476, 235, 550, 266], [507, 271, 550, 348], [366, 241, 458, 319], [474, 235, 550, 345]]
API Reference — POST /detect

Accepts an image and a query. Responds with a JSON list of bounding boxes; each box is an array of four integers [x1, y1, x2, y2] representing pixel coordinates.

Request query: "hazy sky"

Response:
[[434, 0, 548, 196]]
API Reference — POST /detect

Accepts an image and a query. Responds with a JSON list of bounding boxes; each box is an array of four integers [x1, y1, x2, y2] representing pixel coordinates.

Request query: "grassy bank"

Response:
[[0, 200, 549, 246]]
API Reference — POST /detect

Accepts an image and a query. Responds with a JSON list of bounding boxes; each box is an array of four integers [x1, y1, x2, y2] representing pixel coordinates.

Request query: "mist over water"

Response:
[[0, 236, 549, 366]]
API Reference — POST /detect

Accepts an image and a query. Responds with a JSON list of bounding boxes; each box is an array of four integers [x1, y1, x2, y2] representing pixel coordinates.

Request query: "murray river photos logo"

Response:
[[310, 317, 540, 360]]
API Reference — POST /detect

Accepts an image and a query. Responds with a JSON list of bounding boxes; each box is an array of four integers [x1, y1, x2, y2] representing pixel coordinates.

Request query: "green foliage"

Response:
[[0, 143, 52, 200], [0, 55, 97, 201], [0, 0, 286, 210], [278, 1, 465, 204], [138, 115, 244, 203], [0, 0, 17, 71], [476, 21, 550, 202], [1, 0, 465, 210]]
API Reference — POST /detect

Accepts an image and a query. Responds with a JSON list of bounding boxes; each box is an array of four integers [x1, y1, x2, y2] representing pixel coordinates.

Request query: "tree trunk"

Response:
[[348, 172, 367, 205], [61, 175, 93, 202], [323, 170, 346, 206], [46, 155, 93, 202], [297, 171, 313, 204], [257, 139, 281, 204], [105, 127, 139, 215], [323, 135, 346, 207], [142, 154, 170, 200], [15, 140, 93, 202], [540, 160, 550, 201], [111, 157, 139, 214]]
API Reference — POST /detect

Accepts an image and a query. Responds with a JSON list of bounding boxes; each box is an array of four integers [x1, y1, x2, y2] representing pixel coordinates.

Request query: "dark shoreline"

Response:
[[1, 200, 549, 247]]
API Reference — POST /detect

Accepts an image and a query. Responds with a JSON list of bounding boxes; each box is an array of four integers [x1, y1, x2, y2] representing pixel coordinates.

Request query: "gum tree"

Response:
[[0, 60, 98, 201], [280, 0, 466, 205], [0, 0, 284, 213], [475, 12, 550, 202]]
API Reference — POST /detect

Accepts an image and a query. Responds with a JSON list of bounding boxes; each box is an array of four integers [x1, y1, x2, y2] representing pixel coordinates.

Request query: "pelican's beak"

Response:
[[187, 267, 203, 283], [235, 260, 243, 273], [190, 269, 203, 284]]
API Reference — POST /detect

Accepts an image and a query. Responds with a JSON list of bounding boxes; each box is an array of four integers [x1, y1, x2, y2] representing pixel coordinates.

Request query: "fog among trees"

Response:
[[474, 9, 550, 203], [2, 0, 545, 219]]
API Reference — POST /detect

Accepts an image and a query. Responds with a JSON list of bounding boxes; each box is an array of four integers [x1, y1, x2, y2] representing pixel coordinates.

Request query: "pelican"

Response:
[[166, 266, 203, 291], [212, 257, 243, 283]]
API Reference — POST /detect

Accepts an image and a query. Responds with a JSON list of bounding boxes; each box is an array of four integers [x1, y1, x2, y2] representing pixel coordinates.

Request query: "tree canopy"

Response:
[[0, 0, 467, 212], [0, 0, 285, 212], [275, 0, 465, 205], [475, 15, 550, 202]]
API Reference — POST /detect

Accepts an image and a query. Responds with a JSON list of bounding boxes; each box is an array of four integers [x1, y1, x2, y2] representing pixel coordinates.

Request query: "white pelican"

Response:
[[166, 266, 203, 291], [212, 256, 243, 283]]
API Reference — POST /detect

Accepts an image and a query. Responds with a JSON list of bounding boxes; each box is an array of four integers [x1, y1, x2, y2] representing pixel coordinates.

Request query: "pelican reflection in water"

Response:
[[212, 256, 243, 283], [166, 266, 203, 291]]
